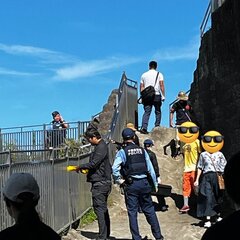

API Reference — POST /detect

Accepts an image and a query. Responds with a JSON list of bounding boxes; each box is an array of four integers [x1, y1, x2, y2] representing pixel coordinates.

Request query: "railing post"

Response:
[[77, 121, 81, 140], [51, 158, 55, 229], [0, 128, 2, 153]]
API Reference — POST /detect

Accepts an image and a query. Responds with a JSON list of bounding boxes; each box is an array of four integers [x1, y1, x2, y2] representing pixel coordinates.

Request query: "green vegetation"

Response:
[[79, 208, 97, 228]]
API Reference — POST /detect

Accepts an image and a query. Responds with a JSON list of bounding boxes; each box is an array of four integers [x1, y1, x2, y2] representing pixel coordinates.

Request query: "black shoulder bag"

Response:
[[138, 72, 159, 105]]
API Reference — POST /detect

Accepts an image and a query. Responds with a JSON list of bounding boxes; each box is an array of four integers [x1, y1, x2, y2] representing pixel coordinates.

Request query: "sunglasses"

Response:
[[201, 135, 224, 143], [177, 126, 199, 134]]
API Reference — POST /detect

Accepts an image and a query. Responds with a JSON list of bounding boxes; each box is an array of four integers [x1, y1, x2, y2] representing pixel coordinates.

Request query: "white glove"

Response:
[[157, 177, 161, 184], [161, 96, 165, 102]]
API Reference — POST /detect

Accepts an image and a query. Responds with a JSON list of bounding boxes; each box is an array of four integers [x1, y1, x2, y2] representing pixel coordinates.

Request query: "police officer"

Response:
[[112, 128, 164, 240], [49, 111, 69, 148]]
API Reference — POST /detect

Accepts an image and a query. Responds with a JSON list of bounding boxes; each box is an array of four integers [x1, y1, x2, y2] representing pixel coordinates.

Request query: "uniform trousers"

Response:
[[124, 178, 162, 240]]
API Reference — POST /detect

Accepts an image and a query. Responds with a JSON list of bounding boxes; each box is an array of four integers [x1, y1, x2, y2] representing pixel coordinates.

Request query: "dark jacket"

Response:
[[171, 100, 192, 125], [145, 148, 160, 178], [80, 139, 112, 183], [0, 220, 60, 240]]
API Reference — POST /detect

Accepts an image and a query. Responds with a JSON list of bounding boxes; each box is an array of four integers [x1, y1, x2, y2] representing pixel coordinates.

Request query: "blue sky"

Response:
[[0, 0, 210, 129]]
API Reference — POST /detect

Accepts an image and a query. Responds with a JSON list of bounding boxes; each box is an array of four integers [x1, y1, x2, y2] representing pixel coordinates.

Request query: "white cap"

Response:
[[3, 172, 40, 203]]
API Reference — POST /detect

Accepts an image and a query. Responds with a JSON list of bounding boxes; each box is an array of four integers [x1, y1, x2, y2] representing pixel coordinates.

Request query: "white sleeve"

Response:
[[158, 72, 164, 81]]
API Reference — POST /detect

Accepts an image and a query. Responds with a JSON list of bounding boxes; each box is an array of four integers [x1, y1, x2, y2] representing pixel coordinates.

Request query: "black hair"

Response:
[[149, 61, 157, 69], [85, 129, 101, 139]]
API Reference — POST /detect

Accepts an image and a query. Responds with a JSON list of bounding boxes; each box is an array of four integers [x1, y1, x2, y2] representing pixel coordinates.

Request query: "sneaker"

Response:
[[160, 205, 169, 212], [216, 217, 223, 222], [139, 128, 149, 134], [179, 205, 190, 212], [204, 221, 212, 228]]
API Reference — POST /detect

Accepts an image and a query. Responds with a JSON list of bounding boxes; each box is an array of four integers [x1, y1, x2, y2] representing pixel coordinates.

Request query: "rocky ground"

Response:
[[62, 127, 207, 240]]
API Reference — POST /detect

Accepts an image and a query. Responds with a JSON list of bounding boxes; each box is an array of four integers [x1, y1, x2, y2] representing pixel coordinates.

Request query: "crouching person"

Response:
[[112, 128, 164, 240]]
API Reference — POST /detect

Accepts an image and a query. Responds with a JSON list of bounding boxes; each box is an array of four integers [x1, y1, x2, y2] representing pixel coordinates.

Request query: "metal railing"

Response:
[[107, 72, 138, 164], [0, 71, 138, 233], [0, 121, 90, 155], [200, 1, 212, 38], [200, 0, 226, 38], [0, 145, 92, 233]]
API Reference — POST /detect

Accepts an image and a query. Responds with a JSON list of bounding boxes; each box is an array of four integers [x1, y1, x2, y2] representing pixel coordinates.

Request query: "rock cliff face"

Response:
[[97, 89, 118, 136], [190, 0, 240, 159]]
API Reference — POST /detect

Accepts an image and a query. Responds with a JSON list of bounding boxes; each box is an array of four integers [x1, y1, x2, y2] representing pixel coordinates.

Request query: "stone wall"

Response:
[[189, 0, 240, 159]]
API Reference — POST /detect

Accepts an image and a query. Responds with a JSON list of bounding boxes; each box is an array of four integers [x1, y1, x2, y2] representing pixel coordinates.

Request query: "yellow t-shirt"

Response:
[[183, 139, 201, 172]]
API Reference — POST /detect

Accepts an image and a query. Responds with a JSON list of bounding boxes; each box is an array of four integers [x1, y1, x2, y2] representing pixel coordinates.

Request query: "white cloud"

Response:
[[53, 56, 141, 81], [0, 43, 76, 64], [153, 36, 200, 61], [0, 67, 35, 76], [0, 37, 201, 81]]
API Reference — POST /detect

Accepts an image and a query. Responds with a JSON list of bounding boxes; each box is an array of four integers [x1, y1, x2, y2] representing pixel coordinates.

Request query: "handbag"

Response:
[[151, 183, 172, 197], [138, 72, 159, 105], [209, 154, 225, 190]]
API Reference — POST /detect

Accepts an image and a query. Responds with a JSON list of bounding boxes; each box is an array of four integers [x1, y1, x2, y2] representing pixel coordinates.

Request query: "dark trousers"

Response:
[[124, 178, 162, 240], [156, 195, 167, 208], [141, 95, 162, 130], [92, 181, 112, 239]]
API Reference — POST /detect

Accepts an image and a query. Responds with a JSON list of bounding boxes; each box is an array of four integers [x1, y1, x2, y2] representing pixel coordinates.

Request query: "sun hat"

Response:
[[177, 91, 188, 101], [143, 139, 154, 146], [126, 123, 137, 131], [3, 172, 40, 203], [122, 128, 135, 140]]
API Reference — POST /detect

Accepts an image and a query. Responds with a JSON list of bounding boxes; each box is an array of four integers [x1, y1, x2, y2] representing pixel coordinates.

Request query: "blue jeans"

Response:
[[124, 178, 162, 240], [141, 95, 162, 130]]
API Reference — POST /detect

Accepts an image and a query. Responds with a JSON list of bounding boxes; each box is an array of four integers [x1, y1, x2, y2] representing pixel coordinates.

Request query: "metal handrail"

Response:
[[107, 72, 137, 140], [0, 145, 92, 233], [0, 121, 90, 157], [200, 1, 212, 38]]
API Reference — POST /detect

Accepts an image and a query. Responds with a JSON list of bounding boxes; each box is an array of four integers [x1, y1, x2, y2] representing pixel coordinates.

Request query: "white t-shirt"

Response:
[[140, 69, 164, 95]]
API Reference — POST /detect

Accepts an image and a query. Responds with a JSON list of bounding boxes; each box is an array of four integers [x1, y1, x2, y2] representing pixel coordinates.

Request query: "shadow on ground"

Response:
[[80, 231, 132, 240]]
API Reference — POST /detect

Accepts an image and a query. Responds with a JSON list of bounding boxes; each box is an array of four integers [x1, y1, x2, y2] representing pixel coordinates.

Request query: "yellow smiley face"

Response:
[[177, 121, 199, 143], [201, 130, 224, 153]]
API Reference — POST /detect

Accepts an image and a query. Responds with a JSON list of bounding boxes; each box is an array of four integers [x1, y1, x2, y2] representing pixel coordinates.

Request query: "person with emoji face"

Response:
[[177, 121, 201, 213], [201, 151, 240, 239], [194, 131, 227, 228]]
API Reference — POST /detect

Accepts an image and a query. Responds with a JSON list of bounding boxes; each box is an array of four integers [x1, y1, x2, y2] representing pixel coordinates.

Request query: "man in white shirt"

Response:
[[139, 61, 165, 134]]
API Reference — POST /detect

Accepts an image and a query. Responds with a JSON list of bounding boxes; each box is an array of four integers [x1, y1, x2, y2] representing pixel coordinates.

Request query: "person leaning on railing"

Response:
[[47, 110, 69, 148]]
